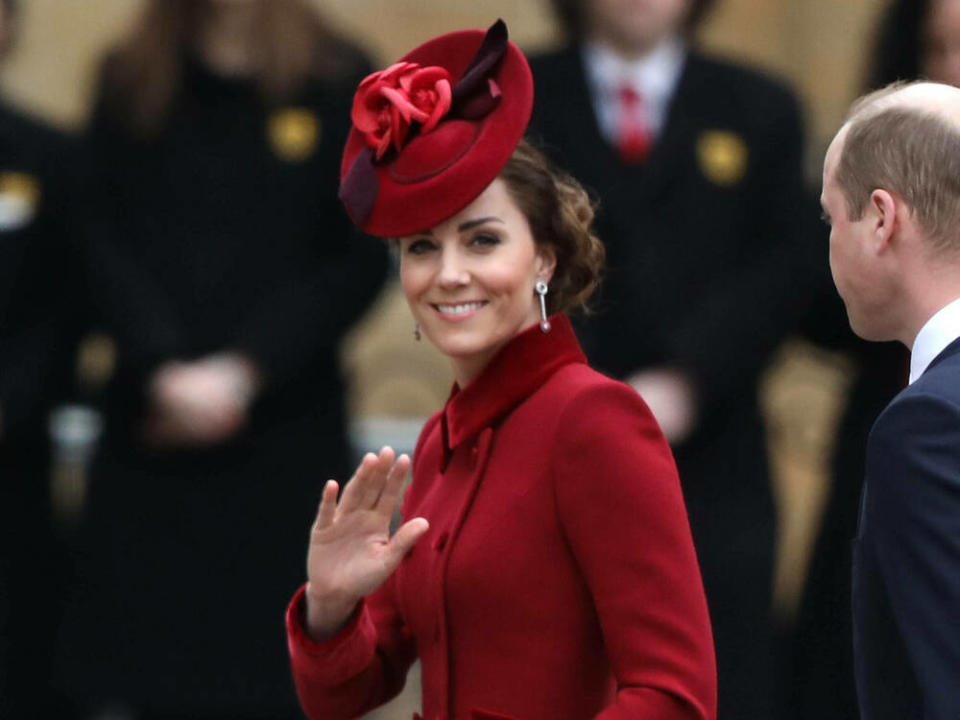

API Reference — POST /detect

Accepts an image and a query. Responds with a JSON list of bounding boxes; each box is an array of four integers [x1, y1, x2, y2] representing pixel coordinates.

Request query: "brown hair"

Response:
[[97, 0, 365, 138], [499, 139, 605, 314], [836, 83, 960, 252]]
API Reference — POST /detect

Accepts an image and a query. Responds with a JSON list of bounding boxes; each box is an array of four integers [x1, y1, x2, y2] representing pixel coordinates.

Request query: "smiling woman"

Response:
[[398, 178, 552, 386], [397, 146, 603, 387], [286, 20, 717, 720]]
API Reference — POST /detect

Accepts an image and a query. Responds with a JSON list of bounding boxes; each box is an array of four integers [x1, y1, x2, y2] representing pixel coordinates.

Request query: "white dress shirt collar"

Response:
[[909, 295, 960, 383], [582, 35, 687, 142]]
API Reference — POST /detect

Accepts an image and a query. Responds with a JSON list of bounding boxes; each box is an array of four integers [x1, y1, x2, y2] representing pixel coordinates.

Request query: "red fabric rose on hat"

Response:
[[351, 61, 453, 161]]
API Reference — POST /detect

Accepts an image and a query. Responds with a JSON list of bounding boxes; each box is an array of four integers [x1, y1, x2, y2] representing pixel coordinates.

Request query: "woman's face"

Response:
[[924, 0, 960, 87], [398, 178, 556, 387]]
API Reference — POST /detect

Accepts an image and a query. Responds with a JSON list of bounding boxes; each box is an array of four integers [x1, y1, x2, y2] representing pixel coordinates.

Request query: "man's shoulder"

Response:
[[913, 338, 960, 399], [867, 374, 960, 492], [682, 52, 801, 119], [527, 45, 583, 88], [876, 344, 960, 432], [874, 341, 960, 422], [872, 379, 960, 439], [687, 53, 790, 91], [527, 43, 578, 65]]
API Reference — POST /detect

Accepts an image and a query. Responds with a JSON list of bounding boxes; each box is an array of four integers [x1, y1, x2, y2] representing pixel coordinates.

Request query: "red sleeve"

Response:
[[285, 416, 443, 718], [552, 380, 717, 720], [286, 577, 417, 718]]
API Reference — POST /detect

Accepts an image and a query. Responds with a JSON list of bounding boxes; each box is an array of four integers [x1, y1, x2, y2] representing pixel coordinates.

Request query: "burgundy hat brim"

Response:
[[339, 22, 533, 238]]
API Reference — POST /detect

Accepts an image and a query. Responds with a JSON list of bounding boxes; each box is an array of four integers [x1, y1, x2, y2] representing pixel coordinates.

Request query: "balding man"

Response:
[[821, 81, 960, 720]]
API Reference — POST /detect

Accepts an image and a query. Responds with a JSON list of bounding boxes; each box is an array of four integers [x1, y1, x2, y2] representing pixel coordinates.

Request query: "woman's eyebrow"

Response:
[[458, 216, 504, 232]]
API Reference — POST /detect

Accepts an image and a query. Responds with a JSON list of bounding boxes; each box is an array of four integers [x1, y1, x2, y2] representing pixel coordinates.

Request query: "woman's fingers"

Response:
[[357, 447, 396, 509], [330, 447, 398, 515], [336, 451, 380, 514], [385, 517, 430, 569], [313, 479, 339, 531], [375, 453, 411, 518]]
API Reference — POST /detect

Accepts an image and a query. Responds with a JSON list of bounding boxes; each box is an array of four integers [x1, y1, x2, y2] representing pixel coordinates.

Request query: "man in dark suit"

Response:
[[821, 80, 960, 720], [528, 1, 820, 717]]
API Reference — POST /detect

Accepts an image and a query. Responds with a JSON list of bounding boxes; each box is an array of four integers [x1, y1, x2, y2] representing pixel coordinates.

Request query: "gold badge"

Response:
[[696, 130, 749, 187], [0, 171, 41, 231], [267, 108, 321, 163]]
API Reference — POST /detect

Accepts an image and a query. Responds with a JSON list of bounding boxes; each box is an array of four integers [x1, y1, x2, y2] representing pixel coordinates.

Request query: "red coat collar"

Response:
[[441, 313, 587, 452]]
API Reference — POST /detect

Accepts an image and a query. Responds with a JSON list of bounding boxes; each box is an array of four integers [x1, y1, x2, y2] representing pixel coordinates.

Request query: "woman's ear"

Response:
[[536, 244, 557, 284]]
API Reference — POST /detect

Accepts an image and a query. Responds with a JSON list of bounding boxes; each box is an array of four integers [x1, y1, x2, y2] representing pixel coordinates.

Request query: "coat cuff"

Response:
[[286, 584, 377, 686]]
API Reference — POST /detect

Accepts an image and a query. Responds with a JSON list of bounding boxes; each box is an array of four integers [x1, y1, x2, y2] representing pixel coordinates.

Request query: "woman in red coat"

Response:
[[285, 21, 716, 720]]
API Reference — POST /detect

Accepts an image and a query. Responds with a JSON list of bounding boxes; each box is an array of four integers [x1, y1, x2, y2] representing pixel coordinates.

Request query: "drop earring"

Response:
[[535, 280, 551, 333], [414, 322, 421, 341]]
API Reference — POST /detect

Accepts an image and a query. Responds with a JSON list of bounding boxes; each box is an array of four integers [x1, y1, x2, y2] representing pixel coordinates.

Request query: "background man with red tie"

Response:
[[528, 1, 820, 717]]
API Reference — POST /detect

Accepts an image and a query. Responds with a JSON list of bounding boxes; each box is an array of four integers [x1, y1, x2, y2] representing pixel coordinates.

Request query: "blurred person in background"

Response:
[[789, 2, 960, 718], [0, 0, 81, 716], [55, 1, 388, 718], [871, 0, 960, 88], [527, 1, 820, 717]]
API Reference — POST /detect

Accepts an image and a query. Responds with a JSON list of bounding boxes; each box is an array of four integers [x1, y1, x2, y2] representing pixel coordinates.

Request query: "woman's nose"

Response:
[[437, 247, 469, 287]]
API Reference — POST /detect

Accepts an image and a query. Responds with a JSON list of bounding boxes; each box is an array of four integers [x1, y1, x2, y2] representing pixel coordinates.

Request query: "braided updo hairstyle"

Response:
[[498, 139, 605, 314]]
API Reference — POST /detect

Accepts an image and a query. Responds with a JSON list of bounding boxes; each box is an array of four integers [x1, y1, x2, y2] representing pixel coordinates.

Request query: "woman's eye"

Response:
[[406, 238, 436, 255], [471, 233, 501, 248]]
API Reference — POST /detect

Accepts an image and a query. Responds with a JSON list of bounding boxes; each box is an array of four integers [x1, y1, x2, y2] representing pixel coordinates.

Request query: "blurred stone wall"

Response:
[[0, 0, 886, 151]]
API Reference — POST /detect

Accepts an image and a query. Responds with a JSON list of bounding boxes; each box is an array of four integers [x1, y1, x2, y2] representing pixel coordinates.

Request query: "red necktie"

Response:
[[616, 84, 652, 164]]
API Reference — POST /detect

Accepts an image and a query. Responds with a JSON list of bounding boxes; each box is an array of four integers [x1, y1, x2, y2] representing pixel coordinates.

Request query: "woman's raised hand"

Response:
[[304, 447, 429, 641]]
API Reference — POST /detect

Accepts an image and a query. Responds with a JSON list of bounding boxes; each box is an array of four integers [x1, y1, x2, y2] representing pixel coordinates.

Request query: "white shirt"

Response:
[[909, 295, 960, 383], [582, 35, 687, 144]]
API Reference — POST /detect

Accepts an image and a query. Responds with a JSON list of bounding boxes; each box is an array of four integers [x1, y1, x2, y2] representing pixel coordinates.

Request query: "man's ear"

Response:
[[536, 243, 557, 284], [869, 188, 898, 253]]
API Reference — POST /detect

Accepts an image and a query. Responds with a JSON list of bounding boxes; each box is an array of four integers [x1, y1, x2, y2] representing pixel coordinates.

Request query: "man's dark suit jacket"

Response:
[[528, 45, 821, 718], [854, 335, 960, 720]]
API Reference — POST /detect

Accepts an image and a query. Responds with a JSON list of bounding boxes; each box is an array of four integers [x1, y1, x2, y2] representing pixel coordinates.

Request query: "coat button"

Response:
[[432, 530, 449, 552]]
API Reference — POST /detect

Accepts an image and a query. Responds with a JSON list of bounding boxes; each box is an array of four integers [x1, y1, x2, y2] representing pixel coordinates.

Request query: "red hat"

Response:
[[339, 20, 534, 238]]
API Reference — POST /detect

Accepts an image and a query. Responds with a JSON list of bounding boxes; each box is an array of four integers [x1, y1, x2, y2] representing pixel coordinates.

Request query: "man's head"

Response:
[[822, 81, 960, 343], [549, 0, 715, 55]]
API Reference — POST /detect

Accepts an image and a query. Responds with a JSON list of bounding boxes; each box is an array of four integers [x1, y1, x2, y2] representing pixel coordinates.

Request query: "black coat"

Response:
[[528, 46, 821, 719], [0, 100, 79, 719], [58, 55, 389, 716]]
